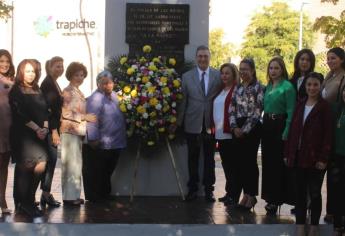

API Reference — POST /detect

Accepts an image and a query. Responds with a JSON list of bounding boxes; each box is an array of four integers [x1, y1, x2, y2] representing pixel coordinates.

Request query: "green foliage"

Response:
[[209, 28, 235, 69], [313, 10, 345, 48], [315, 51, 329, 76], [240, 2, 315, 85], [0, 1, 13, 22]]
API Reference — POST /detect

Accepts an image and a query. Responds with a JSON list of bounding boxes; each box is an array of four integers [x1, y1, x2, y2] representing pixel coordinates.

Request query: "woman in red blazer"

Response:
[[285, 72, 333, 236]]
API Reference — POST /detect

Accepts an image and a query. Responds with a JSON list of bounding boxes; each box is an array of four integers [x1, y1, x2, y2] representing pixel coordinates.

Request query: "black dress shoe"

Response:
[[185, 191, 197, 202], [205, 192, 216, 202]]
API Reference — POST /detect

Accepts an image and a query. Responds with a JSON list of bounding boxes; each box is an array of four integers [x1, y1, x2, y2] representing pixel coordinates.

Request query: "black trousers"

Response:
[[327, 154, 345, 229], [261, 115, 287, 205], [40, 134, 58, 192], [234, 123, 261, 198], [185, 132, 216, 193], [217, 139, 237, 200], [295, 168, 325, 225], [82, 144, 120, 201]]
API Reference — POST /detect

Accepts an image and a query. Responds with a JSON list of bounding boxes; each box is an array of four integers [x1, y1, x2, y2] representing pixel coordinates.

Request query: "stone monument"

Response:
[[104, 0, 209, 196]]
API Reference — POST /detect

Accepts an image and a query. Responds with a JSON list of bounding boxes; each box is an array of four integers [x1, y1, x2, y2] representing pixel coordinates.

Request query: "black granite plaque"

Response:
[[126, 3, 189, 65]]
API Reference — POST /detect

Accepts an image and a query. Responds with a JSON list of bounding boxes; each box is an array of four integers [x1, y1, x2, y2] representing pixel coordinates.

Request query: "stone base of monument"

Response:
[[111, 137, 205, 197]]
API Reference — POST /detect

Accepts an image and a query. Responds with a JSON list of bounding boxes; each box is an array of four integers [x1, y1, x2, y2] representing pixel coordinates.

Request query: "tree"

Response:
[[313, 0, 345, 48], [0, 0, 13, 21], [240, 2, 314, 84], [209, 28, 235, 69]]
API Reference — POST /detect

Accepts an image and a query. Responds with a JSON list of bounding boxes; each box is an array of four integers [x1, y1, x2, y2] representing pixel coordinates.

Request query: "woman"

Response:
[[9, 59, 49, 217], [261, 56, 296, 215], [229, 58, 264, 210], [84, 70, 126, 202], [39, 56, 64, 207], [290, 49, 316, 100], [0, 49, 15, 214], [285, 72, 332, 236], [322, 47, 345, 224], [60, 62, 96, 206], [332, 86, 345, 236], [211, 63, 238, 205]]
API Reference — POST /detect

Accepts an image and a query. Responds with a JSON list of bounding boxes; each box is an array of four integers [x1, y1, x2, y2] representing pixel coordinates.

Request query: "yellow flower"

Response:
[[168, 58, 176, 66], [119, 103, 127, 112], [152, 57, 160, 63], [147, 86, 156, 94], [142, 76, 149, 84], [160, 76, 168, 84], [148, 64, 158, 72], [170, 116, 177, 123], [149, 97, 159, 106], [173, 79, 181, 88], [127, 67, 135, 75], [149, 111, 157, 118], [162, 87, 170, 95], [158, 127, 165, 133], [147, 141, 155, 146], [143, 45, 152, 53], [120, 57, 127, 65], [123, 86, 131, 94], [162, 105, 170, 113], [139, 57, 146, 63], [136, 105, 146, 114], [130, 89, 137, 98]]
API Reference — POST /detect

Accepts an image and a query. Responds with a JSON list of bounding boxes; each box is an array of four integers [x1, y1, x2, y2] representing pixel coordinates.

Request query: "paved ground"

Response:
[[0, 154, 328, 225]]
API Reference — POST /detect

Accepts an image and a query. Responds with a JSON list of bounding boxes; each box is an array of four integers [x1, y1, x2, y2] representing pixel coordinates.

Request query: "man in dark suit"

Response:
[[177, 45, 221, 202]]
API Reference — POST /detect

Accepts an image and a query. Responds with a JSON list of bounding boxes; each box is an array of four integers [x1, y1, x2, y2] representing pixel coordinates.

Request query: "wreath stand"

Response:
[[130, 137, 185, 202]]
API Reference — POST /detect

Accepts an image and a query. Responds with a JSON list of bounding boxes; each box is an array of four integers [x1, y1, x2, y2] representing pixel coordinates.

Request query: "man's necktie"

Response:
[[200, 71, 206, 95]]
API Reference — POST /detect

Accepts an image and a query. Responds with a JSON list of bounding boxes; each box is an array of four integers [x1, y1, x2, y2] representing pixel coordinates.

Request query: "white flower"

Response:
[[127, 104, 132, 110], [131, 64, 138, 69], [143, 103, 149, 108], [155, 104, 162, 110], [149, 62, 154, 66], [130, 77, 134, 82], [159, 82, 163, 86], [171, 102, 176, 108], [149, 71, 154, 76], [143, 113, 148, 119], [146, 82, 152, 87], [141, 92, 147, 97], [136, 77, 141, 82]]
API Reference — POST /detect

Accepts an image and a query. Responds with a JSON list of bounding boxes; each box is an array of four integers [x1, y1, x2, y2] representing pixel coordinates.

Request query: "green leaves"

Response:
[[209, 28, 235, 69], [0, 0, 13, 22], [240, 2, 315, 84]]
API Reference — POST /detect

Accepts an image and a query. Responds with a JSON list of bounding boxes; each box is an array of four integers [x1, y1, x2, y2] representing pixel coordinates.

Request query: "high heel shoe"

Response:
[[237, 194, 249, 208], [243, 196, 257, 211], [40, 193, 61, 207]]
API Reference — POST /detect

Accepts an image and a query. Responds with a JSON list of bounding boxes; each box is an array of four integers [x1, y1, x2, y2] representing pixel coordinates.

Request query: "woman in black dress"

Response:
[[9, 59, 49, 217]]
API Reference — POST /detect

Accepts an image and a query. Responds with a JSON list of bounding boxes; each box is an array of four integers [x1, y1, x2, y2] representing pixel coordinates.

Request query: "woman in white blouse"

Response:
[[212, 63, 239, 205]]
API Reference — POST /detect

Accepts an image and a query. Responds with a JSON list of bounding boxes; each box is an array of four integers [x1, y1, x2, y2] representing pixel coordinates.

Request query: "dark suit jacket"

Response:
[[40, 75, 63, 131], [285, 98, 333, 168], [290, 76, 307, 101]]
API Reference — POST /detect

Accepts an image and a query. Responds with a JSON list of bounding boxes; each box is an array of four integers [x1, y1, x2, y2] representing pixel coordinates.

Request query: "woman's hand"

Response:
[[234, 128, 244, 138], [315, 162, 327, 170], [84, 113, 97, 122], [52, 129, 60, 146], [36, 128, 49, 140]]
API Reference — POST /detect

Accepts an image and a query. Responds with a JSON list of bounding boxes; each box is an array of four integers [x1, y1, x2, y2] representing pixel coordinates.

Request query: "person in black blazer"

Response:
[[290, 49, 316, 101], [39, 56, 64, 207]]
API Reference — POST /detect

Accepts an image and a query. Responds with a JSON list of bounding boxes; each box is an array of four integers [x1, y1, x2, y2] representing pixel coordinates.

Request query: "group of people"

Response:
[[0, 45, 345, 235], [177, 46, 345, 236], [0, 50, 126, 218]]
